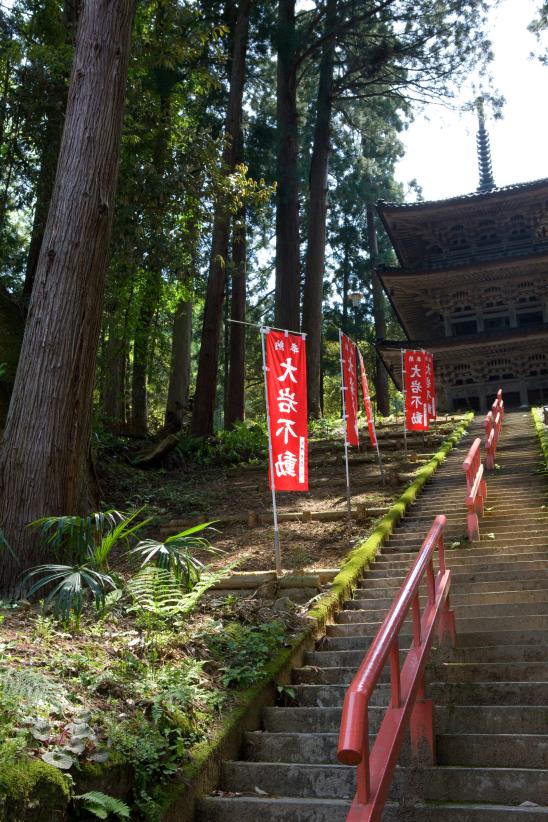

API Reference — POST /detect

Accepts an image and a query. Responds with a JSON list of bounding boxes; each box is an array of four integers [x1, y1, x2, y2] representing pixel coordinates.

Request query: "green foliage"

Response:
[[129, 520, 218, 589], [176, 420, 267, 465], [29, 509, 150, 568], [204, 620, 287, 689], [22, 564, 118, 624], [0, 668, 67, 712], [75, 792, 130, 820]]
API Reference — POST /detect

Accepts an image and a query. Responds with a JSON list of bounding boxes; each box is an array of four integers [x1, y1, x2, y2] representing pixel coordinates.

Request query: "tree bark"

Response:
[[22, 0, 82, 304], [191, 0, 252, 437], [131, 269, 163, 437], [301, 0, 337, 418], [367, 202, 390, 416], [0, 0, 134, 592], [102, 309, 128, 435], [225, 209, 246, 428], [164, 297, 193, 432], [274, 0, 300, 331]]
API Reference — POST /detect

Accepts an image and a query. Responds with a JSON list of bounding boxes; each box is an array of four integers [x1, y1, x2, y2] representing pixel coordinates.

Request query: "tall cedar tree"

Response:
[[274, 0, 300, 331], [301, 0, 490, 415], [0, 0, 134, 592], [191, 0, 252, 436]]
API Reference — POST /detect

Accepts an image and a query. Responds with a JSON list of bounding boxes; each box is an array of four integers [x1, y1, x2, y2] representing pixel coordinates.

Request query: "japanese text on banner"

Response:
[[404, 350, 428, 431], [357, 349, 377, 447], [425, 351, 437, 421], [265, 330, 308, 491], [340, 332, 359, 447]]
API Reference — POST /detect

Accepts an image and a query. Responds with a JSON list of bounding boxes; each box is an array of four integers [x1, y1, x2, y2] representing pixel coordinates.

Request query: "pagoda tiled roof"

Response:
[[377, 176, 548, 212], [377, 324, 548, 351]]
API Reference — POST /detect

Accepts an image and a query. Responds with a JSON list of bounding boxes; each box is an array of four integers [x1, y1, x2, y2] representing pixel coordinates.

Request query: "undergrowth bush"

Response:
[[176, 420, 267, 465], [203, 620, 287, 689]]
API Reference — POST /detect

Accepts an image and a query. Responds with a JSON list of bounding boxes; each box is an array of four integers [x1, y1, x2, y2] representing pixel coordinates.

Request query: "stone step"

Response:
[[349, 587, 548, 612], [438, 734, 548, 769], [243, 730, 548, 770], [306, 643, 548, 668], [320, 627, 548, 652], [357, 568, 548, 589], [364, 556, 548, 579], [336, 600, 548, 625], [326, 613, 548, 638], [293, 661, 548, 686], [263, 704, 548, 735], [198, 795, 548, 822], [219, 761, 548, 805], [290, 680, 548, 708]]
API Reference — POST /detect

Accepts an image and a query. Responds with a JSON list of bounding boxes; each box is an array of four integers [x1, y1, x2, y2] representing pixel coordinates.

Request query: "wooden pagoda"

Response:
[[375, 108, 548, 412]]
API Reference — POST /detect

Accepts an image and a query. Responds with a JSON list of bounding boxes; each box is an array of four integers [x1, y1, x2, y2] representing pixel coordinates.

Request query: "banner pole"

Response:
[[401, 348, 408, 455], [260, 328, 282, 577], [339, 329, 352, 517]]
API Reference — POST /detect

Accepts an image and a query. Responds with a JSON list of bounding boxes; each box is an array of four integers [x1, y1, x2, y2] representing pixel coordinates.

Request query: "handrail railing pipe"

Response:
[[337, 515, 456, 822], [485, 389, 503, 470], [463, 437, 487, 540]]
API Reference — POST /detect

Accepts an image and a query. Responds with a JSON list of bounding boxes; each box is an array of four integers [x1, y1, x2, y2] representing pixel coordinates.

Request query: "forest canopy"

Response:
[[0, 0, 495, 590]]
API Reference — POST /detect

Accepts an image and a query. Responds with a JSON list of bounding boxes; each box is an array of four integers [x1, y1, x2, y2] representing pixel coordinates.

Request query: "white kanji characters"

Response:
[[274, 339, 285, 351], [277, 387, 298, 414], [411, 412, 424, 425], [410, 364, 421, 378], [274, 450, 297, 477], [411, 379, 422, 394], [290, 341, 299, 354], [411, 395, 423, 408], [276, 418, 298, 444], [277, 357, 298, 383]]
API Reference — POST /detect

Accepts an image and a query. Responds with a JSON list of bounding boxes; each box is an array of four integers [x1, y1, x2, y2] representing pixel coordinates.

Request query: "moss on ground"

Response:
[[532, 408, 548, 470], [0, 758, 71, 821]]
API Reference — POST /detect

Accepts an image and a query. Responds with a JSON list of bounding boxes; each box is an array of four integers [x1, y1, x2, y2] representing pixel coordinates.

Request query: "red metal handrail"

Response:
[[485, 389, 503, 470], [463, 437, 487, 541], [337, 515, 456, 822]]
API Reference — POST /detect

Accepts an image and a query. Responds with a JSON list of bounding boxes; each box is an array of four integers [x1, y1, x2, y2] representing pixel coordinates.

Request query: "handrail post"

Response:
[[390, 639, 401, 708], [412, 593, 421, 647], [357, 717, 370, 804]]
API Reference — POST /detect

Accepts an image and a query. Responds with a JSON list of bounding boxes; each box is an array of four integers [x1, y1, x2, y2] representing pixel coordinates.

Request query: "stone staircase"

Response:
[[198, 412, 548, 821]]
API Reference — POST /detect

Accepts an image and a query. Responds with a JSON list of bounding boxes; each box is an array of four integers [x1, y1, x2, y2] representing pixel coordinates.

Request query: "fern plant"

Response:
[[129, 521, 219, 590], [127, 563, 238, 618], [74, 791, 130, 819]]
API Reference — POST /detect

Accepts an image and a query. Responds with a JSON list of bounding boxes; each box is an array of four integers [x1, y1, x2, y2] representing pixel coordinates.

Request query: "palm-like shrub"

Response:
[[22, 565, 118, 625], [130, 521, 219, 590], [29, 508, 149, 569]]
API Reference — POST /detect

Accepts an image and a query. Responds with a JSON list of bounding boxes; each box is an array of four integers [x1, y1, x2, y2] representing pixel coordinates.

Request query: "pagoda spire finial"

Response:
[[476, 97, 495, 193]]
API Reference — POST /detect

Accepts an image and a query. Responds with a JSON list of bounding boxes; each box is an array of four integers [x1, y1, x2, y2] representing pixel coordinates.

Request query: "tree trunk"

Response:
[[274, 0, 300, 331], [341, 235, 349, 333], [164, 298, 192, 433], [301, 0, 337, 418], [22, 0, 82, 304], [102, 310, 127, 435], [191, 0, 252, 437], [131, 270, 162, 437], [367, 202, 390, 416], [0, 0, 134, 593], [225, 209, 246, 428]]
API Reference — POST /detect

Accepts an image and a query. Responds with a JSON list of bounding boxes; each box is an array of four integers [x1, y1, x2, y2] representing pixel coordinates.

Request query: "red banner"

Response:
[[265, 329, 308, 491], [340, 332, 359, 447], [403, 349, 429, 431], [358, 349, 377, 447], [425, 352, 436, 421]]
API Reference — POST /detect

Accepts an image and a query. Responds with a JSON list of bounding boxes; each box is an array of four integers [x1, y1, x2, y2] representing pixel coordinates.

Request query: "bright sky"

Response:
[[396, 0, 548, 202]]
